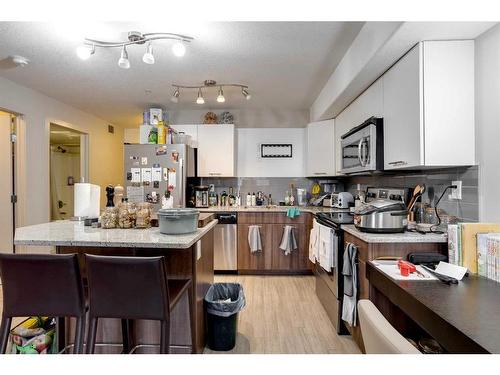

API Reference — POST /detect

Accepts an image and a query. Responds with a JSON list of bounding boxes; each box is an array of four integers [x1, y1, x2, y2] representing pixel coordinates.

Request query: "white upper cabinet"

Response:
[[334, 78, 383, 175], [197, 124, 235, 177], [306, 120, 335, 177], [169, 124, 199, 147], [383, 41, 475, 170]]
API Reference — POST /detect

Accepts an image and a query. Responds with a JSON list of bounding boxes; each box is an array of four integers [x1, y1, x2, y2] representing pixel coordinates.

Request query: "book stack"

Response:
[[447, 223, 500, 281]]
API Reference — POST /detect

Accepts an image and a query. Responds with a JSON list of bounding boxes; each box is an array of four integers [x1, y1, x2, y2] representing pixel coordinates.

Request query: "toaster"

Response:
[[330, 192, 354, 209]]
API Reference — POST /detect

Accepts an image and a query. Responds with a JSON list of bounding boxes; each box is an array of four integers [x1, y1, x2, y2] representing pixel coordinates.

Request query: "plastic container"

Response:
[[157, 208, 199, 235], [204, 283, 246, 351]]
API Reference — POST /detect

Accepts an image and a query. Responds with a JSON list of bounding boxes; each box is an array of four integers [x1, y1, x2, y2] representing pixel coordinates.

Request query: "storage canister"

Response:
[[157, 208, 199, 235]]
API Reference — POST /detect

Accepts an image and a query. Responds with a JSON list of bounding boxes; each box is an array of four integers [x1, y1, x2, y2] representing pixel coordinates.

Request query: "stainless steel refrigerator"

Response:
[[124, 144, 195, 210]]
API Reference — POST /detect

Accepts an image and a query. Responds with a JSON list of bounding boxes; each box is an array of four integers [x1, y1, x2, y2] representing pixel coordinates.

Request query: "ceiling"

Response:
[[0, 21, 363, 128]]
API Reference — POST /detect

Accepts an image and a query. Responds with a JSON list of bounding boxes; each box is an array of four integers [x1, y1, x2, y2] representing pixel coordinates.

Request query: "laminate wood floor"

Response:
[[204, 275, 361, 354], [1, 277, 361, 354]]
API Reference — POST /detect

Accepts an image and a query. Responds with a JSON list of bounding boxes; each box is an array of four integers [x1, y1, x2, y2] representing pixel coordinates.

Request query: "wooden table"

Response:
[[366, 261, 500, 353]]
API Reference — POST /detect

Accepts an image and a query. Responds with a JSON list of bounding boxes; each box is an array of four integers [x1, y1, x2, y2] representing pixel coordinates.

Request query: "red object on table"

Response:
[[398, 259, 416, 277]]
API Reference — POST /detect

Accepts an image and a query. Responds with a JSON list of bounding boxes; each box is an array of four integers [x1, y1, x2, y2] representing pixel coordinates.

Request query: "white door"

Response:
[[306, 120, 335, 176], [0, 112, 14, 253], [383, 44, 423, 169], [197, 124, 235, 177]]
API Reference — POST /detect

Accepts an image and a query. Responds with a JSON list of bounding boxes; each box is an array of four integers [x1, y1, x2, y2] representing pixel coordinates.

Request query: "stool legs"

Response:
[[0, 316, 12, 354], [74, 316, 85, 354], [188, 283, 196, 354], [86, 317, 98, 354], [160, 320, 170, 354]]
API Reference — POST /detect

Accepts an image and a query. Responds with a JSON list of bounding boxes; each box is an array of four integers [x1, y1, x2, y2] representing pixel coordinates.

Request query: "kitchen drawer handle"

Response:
[[388, 161, 408, 166], [209, 172, 222, 176], [313, 172, 327, 175]]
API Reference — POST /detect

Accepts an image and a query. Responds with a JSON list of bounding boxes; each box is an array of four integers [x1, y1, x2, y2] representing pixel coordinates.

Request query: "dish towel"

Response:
[[309, 219, 320, 263], [342, 242, 359, 327], [318, 224, 337, 271], [247, 225, 262, 253], [286, 207, 301, 218], [279, 225, 298, 255]]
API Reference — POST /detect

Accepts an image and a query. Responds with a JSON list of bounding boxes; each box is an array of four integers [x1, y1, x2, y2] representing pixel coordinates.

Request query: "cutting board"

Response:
[[198, 213, 215, 228], [461, 223, 500, 273]]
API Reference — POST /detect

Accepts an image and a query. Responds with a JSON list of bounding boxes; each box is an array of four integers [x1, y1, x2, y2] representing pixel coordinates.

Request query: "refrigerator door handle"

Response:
[[179, 157, 184, 207]]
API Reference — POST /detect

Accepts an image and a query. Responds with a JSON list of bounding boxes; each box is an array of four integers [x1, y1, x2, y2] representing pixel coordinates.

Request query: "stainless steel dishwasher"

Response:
[[213, 212, 237, 272]]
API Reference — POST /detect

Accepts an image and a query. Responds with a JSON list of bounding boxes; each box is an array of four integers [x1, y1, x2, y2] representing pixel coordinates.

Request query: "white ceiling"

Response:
[[0, 21, 363, 127]]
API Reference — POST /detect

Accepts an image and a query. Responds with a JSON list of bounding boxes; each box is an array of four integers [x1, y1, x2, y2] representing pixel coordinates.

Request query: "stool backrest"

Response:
[[0, 254, 85, 317], [85, 255, 170, 320], [358, 299, 421, 354]]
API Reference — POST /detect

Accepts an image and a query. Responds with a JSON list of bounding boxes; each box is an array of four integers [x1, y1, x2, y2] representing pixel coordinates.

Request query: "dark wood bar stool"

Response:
[[0, 254, 86, 354], [84, 254, 195, 354]]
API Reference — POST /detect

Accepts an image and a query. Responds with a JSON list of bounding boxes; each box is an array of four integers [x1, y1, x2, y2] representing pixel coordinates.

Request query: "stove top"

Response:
[[315, 211, 354, 228]]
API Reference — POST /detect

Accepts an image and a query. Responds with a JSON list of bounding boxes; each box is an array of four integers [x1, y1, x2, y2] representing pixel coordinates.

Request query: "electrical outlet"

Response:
[[449, 180, 462, 200]]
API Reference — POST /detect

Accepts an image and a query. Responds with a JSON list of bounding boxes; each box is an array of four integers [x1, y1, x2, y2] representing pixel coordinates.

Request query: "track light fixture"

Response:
[[118, 45, 130, 69], [171, 80, 251, 104], [76, 31, 193, 67]]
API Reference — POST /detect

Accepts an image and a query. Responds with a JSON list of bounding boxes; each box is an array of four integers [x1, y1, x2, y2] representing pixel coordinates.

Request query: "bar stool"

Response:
[[84, 254, 195, 354], [0, 254, 86, 354]]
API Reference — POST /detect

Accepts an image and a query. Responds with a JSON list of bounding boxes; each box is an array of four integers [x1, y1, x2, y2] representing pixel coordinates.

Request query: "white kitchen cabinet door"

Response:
[[383, 41, 475, 170], [383, 44, 423, 169], [306, 120, 335, 177], [197, 124, 235, 177]]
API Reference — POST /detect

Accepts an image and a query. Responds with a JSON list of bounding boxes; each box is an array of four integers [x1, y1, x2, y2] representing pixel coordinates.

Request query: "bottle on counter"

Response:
[[251, 192, 256, 206], [228, 187, 236, 206], [354, 184, 362, 208], [220, 190, 228, 207], [157, 120, 166, 145], [208, 184, 218, 207], [246, 192, 252, 207], [284, 190, 290, 206]]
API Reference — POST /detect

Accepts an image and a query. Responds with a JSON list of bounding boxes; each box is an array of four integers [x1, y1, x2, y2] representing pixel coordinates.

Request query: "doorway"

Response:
[[0, 111, 15, 253], [49, 123, 88, 221]]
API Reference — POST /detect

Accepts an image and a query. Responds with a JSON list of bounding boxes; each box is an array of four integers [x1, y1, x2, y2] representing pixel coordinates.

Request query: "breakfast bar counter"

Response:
[[14, 219, 217, 354]]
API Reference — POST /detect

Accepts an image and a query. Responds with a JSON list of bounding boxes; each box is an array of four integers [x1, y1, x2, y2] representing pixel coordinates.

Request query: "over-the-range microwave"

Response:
[[340, 117, 384, 174]]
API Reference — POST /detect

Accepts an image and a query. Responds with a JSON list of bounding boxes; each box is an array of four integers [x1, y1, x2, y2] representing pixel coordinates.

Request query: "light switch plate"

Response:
[[449, 180, 462, 200]]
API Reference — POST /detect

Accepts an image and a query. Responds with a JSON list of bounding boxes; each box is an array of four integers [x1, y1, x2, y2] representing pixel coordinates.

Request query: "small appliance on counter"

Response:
[[329, 192, 354, 209], [194, 185, 209, 208], [353, 187, 408, 233]]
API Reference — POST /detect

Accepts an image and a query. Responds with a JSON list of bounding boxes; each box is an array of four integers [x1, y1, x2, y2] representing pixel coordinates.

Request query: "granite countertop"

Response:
[[14, 219, 218, 249], [342, 224, 448, 243], [197, 206, 350, 214]]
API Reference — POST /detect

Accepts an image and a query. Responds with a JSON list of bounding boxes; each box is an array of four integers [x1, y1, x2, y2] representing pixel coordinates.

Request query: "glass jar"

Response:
[[101, 207, 118, 229], [424, 207, 438, 225], [118, 202, 136, 229], [135, 203, 152, 229]]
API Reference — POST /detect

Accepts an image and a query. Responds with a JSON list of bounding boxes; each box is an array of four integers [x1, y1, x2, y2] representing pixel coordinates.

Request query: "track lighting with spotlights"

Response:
[[118, 45, 130, 69], [76, 31, 193, 68], [170, 80, 251, 104], [217, 86, 225, 103], [142, 42, 155, 64], [171, 88, 180, 103], [196, 88, 205, 104]]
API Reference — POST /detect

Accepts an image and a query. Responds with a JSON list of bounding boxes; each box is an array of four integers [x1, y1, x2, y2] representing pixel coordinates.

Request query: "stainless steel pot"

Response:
[[353, 199, 408, 233]]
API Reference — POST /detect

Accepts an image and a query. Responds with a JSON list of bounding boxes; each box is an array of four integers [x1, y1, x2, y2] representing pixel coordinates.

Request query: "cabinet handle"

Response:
[[209, 172, 222, 176], [388, 161, 408, 166], [313, 172, 327, 175]]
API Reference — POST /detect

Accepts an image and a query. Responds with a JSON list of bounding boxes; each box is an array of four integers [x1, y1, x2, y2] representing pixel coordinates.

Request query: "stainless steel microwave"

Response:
[[340, 117, 384, 174]]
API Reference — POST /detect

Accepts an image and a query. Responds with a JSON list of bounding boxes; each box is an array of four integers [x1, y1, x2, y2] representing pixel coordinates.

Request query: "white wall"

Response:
[[237, 128, 306, 177], [475, 23, 500, 221], [0, 77, 125, 228]]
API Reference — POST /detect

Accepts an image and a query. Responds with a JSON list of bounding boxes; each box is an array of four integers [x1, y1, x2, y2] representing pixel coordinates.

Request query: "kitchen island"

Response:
[[14, 219, 217, 354]]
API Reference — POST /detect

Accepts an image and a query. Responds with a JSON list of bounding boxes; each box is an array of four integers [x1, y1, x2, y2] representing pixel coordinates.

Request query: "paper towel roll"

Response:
[[74, 183, 101, 218]]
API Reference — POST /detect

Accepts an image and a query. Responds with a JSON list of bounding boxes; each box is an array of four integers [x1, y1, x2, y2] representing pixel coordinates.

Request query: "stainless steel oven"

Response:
[[340, 117, 384, 174]]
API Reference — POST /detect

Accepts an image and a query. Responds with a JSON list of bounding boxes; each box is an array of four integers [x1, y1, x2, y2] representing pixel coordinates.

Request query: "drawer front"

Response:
[[314, 262, 339, 298], [315, 273, 341, 333]]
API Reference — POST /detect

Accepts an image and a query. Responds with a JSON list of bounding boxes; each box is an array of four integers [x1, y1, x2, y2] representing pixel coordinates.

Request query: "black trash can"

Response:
[[204, 283, 245, 351]]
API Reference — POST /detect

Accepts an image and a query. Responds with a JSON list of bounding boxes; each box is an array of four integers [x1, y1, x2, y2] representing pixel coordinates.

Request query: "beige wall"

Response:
[[0, 76, 124, 227]]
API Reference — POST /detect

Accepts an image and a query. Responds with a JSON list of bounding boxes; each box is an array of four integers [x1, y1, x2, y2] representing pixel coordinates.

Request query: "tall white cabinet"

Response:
[[306, 120, 335, 177], [197, 124, 235, 177], [383, 41, 475, 169]]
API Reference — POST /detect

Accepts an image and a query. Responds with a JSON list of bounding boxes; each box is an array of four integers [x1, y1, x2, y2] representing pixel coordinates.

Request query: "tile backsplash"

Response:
[[200, 166, 479, 222], [342, 166, 479, 222]]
